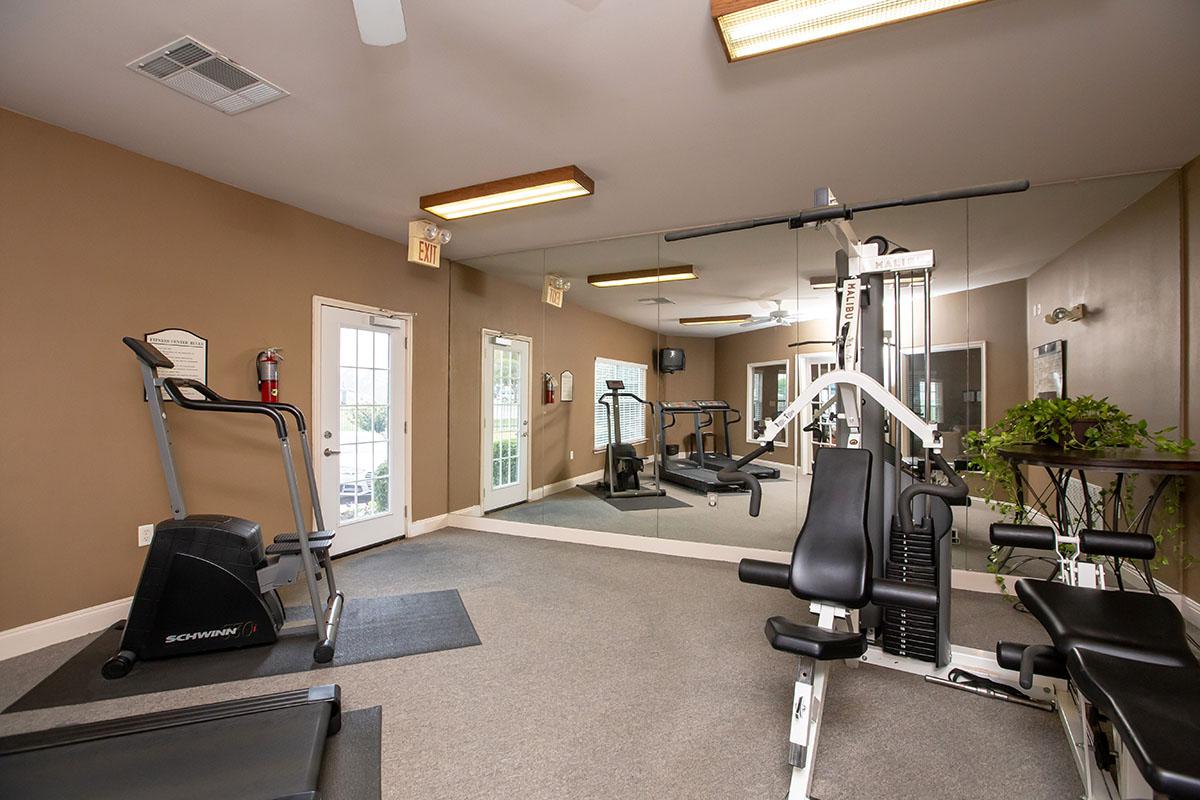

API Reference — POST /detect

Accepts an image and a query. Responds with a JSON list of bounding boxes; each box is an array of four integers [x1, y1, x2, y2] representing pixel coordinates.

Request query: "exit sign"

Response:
[[543, 277, 564, 308], [407, 221, 442, 268]]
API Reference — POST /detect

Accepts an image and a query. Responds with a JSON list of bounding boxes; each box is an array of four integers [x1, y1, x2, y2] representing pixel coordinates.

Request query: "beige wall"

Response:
[[1025, 173, 1192, 594], [1026, 175, 1182, 432], [445, 261, 717, 511], [655, 334, 716, 453], [0, 109, 451, 629], [1185, 160, 1199, 600]]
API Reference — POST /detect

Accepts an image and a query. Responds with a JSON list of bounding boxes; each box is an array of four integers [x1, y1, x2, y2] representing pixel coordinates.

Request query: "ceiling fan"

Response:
[[740, 299, 800, 329], [352, 0, 407, 46]]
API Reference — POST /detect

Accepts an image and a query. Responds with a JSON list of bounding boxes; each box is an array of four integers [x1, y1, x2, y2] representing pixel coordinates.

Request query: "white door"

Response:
[[318, 305, 408, 554], [798, 353, 837, 475], [481, 332, 531, 512]]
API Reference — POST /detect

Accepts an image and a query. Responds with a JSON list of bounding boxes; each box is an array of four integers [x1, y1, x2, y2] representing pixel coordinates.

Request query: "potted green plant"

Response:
[[963, 395, 1193, 583]]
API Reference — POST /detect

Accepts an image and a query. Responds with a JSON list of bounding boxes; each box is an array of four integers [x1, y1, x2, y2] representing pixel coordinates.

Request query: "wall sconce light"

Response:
[[1045, 304, 1087, 325]]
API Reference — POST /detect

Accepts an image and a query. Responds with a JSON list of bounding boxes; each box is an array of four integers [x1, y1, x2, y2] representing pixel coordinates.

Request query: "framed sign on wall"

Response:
[[560, 370, 574, 402], [1033, 340, 1066, 399], [145, 328, 208, 400]]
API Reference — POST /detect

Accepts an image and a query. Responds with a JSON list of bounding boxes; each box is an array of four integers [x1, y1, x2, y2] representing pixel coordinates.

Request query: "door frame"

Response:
[[797, 351, 836, 474], [311, 295, 414, 538], [745, 358, 791, 447], [480, 328, 534, 512]]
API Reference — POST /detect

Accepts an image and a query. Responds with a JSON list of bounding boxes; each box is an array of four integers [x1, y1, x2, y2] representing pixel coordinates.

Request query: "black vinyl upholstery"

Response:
[[765, 616, 867, 660], [1017, 579, 1197, 668], [789, 448, 873, 608], [1067, 649, 1200, 800]]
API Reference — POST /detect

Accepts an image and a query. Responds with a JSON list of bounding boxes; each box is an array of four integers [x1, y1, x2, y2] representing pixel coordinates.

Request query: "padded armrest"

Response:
[[871, 578, 937, 612], [1079, 529, 1156, 560], [739, 559, 790, 589], [990, 523, 1056, 550], [996, 640, 1068, 679]]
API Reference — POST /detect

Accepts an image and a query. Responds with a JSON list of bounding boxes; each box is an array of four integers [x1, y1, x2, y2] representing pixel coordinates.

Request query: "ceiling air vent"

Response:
[[127, 37, 288, 115]]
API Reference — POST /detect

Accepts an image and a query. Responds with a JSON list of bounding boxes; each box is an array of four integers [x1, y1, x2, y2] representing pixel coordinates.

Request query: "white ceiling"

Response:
[[463, 171, 1170, 336], [1, 1, 1197, 263]]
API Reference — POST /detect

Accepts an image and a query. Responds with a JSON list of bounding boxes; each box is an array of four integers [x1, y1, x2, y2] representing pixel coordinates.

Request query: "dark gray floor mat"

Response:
[[5, 590, 479, 713]]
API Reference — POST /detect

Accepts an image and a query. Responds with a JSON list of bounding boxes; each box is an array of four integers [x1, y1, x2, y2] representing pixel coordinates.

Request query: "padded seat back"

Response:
[[790, 448, 873, 608]]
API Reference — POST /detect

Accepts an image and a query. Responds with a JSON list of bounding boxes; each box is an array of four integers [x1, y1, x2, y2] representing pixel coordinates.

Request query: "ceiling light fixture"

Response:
[[679, 314, 753, 326], [587, 265, 698, 288], [712, 0, 990, 62], [420, 165, 594, 220]]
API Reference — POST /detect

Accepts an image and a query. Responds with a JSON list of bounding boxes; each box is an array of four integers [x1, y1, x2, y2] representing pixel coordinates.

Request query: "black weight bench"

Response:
[[991, 523, 1200, 799], [739, 448, 937, 800]]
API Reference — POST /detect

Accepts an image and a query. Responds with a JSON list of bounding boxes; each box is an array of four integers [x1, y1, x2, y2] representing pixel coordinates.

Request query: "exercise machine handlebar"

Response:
[[896, 452, 968, 533], [163, 378, 291, 439], [663, 179, 1030, 242], [716, 442, 772, 516]]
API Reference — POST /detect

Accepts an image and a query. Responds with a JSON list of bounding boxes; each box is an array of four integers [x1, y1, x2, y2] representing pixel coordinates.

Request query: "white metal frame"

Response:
[[746, 359, 791, 447], [481, 329, 534, 512], [311, 295, 414, 541]]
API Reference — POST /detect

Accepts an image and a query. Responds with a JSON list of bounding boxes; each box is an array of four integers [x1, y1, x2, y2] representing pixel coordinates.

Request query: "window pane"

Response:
[[357, 368, 374, 406], [374, 370, 389, 406], [340, 328, 357, 368], [374, 332, 389, 369], [340, 368, 357, 406], [357, 329, 373, 370], [340, 407, 358, 444], [374, 407, 389, 439], [355, 443, 374, 481]]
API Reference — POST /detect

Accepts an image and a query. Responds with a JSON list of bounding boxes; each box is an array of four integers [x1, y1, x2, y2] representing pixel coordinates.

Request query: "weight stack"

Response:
[[881, 517, 949, 666]]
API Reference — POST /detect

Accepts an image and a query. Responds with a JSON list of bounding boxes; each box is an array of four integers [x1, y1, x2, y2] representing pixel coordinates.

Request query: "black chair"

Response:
[[739, 448, 938, 800]]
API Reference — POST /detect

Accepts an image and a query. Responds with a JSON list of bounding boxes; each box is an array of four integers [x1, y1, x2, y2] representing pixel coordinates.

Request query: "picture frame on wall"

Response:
[[1033, 339, 1066, 400]]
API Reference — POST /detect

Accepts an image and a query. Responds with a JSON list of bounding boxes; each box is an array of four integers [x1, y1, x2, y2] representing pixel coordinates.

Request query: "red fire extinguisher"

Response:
[[256, 348, 284, 403], [543, 372, 556, 404]]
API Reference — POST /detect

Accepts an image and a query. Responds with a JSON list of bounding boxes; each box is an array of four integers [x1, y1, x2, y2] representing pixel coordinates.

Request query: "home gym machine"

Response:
[[667, 180, 1035, 799], [597, 379, 665, 499], [105, 337, 344, 678]]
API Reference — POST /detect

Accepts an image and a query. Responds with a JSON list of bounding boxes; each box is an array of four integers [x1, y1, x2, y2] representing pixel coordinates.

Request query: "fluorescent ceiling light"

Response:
[[713, 0, 990, 62], [420, 165, 594, 220], [588, 265, 698, 288], [679, 314, 753, 326]]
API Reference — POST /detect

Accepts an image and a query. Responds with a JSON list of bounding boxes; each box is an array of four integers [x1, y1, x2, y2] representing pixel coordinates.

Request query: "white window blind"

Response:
[[594, 357, 648, 449]]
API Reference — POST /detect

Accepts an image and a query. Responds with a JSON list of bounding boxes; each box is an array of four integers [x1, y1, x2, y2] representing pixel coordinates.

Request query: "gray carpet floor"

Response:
[[0, 529, 1078, 799]]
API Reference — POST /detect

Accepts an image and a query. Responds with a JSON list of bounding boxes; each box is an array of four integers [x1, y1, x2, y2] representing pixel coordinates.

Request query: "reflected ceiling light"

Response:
[[713, 0, 990, 62], [587, 265, 697, 288], [420, 165, 594, 220], [680, 314, 753, 326]]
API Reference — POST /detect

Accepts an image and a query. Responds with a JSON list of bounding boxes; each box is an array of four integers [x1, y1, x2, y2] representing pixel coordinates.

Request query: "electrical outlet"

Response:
[[138, 524, 154, 547], [569, 450, 574, 460], [1032, 303, 1041, 318]]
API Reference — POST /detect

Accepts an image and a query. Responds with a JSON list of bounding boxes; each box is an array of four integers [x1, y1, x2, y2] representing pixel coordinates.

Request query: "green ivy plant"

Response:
[[963, 396, 1193, 585]]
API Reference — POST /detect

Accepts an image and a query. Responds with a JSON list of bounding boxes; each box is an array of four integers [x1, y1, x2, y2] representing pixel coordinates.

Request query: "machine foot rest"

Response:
[[273, 531, 335, 544], [265, 538, 334, 556]]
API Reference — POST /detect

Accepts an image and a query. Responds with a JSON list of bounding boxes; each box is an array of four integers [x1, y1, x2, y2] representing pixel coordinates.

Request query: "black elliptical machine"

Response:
[[597, 380, 665, 499], [103, 337, 344, 678]]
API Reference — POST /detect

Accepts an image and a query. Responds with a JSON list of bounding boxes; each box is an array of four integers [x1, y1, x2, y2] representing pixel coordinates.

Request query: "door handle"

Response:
[[324, 448, 341, 457]]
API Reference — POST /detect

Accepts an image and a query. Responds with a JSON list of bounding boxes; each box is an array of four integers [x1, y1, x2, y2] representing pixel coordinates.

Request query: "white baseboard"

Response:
[[410, 513, 449, 536], [0, 596, 130, 662], [452, 505, 483, 517], [446, 512, 789, 565], [1184, 596, 1200, 630], [951, 568, 1013, 594]]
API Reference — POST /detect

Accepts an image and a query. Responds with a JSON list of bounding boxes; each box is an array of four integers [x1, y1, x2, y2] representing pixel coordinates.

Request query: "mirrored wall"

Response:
[[450, 171, 1173, 581]]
